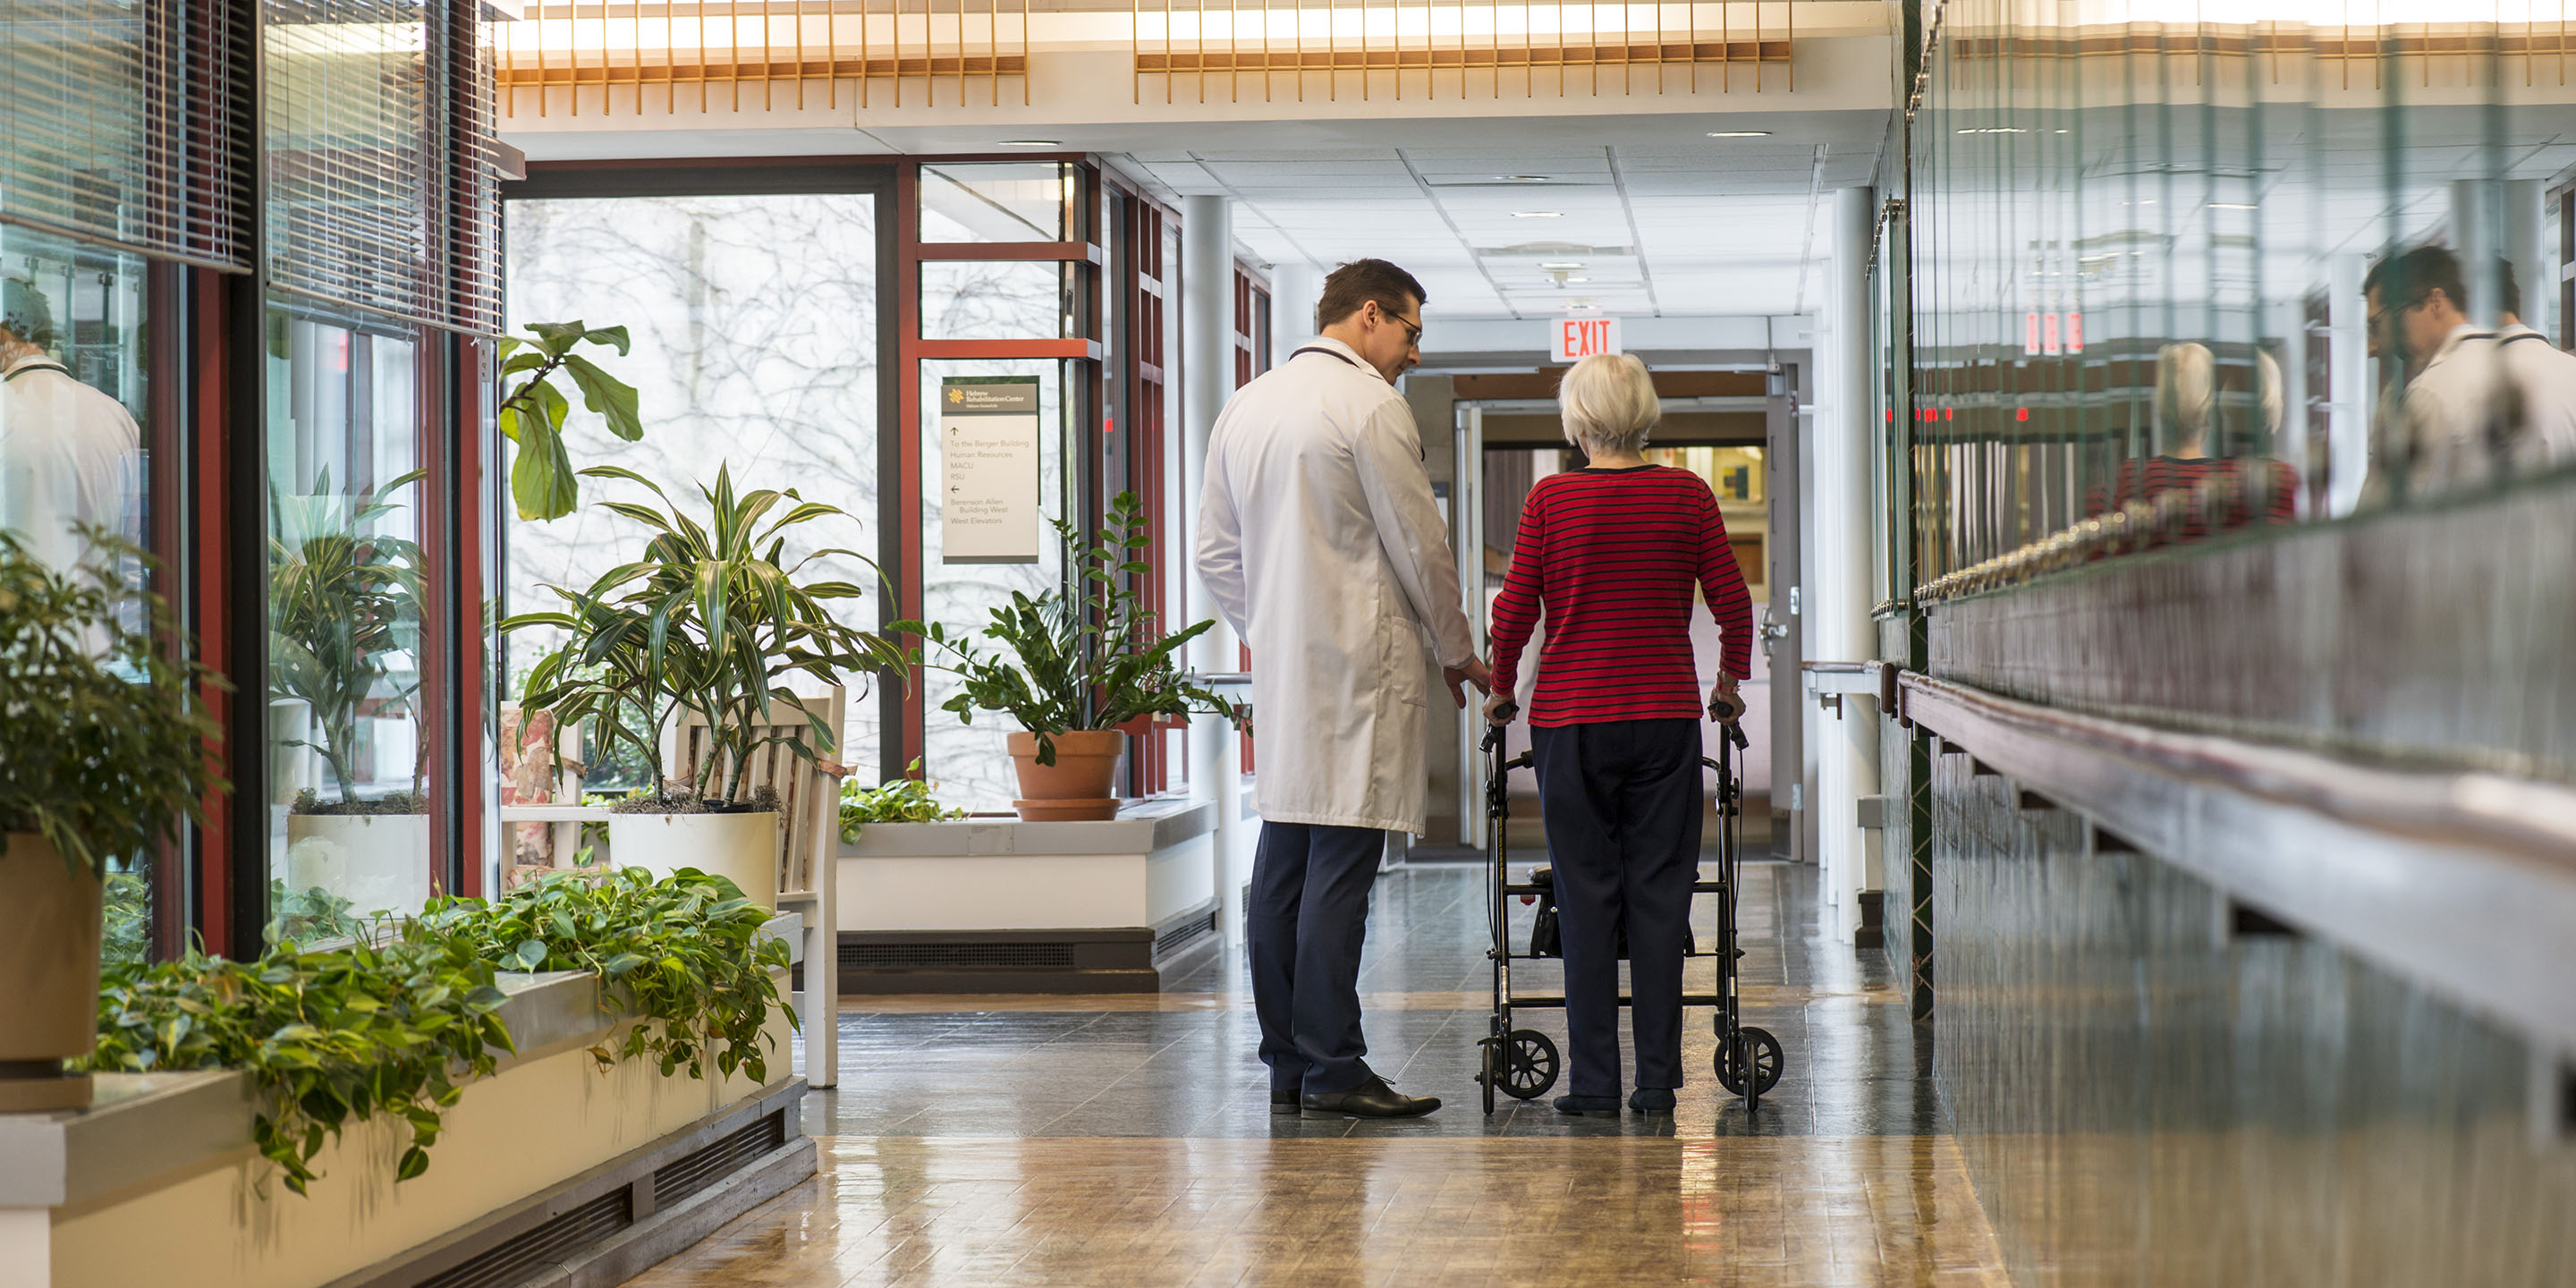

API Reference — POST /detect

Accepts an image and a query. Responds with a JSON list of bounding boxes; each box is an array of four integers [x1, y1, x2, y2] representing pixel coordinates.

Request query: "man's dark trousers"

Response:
[[1247, 820, 1385, 1095], [1530, 717, 1702, 1098]]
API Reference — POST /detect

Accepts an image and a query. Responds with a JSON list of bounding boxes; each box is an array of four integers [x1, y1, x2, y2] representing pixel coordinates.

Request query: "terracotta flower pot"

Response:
[[0, 833, 104, 1111], [1007, 730, 1127, 822]]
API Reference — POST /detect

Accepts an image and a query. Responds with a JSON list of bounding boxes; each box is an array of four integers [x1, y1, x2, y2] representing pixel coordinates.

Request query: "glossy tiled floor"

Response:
[[622, 856, 2008, 1286]]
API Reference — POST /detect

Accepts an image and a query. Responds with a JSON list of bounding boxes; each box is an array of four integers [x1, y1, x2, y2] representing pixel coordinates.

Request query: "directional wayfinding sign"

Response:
[[1552, 315, 1622, 363], [939, 377, 1042, 564]]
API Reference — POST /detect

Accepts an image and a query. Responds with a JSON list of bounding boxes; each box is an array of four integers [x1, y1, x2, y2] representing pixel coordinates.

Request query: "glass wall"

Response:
[[1905, 0, 2576, 587], [503, 192, 884, 824], [263, 305, 435, 936], [0, 225, 154, 959], [917, 358, 1075, 812]]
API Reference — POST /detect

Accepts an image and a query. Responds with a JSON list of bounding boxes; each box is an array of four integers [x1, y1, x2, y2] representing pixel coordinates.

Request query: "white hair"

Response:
[[1558, 352, 1660, 457], [2155, 342, 2216, 452]]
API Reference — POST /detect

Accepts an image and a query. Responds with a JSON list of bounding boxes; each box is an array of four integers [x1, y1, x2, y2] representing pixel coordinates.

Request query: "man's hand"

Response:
[[1443, 657, 1494, 708], [1707, 672, 1747, 724], [1483, 693, 1520, 725]]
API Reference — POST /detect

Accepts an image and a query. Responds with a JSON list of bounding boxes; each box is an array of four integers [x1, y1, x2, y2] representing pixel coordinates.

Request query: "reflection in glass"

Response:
[[265, 307, 433, 934], [919, 161, 1076, 242], [0, 227, 152, 961], [1904, 0, 2576, 587], [503, 193, 884, 821]]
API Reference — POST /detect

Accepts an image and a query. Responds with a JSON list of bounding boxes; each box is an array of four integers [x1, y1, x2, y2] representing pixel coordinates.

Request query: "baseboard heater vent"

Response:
[[654, 1110, 787, 1209], [416, 1188, 632, 1288], [1155, 909, 1217, 960], [842, 940, 1078, 970]]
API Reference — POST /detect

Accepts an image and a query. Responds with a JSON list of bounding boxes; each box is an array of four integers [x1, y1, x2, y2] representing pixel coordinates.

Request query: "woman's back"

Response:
[[1488, 465, 1753, 728]]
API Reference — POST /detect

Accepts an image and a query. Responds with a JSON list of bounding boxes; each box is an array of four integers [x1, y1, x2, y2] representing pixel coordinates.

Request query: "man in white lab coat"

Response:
[[0, 278, 141, 580], [1195, 259, 1490, 1119]]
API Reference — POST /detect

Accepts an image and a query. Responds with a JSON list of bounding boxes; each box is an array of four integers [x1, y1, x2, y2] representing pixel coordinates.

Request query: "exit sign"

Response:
[[1551, 316, 1622, 362]]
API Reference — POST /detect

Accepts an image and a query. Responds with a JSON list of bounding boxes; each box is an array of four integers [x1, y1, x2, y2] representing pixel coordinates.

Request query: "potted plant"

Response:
[[268, 468, 435, 922], [0, 530, 225, 1110], [506, 464, 902, 909], [896, 492, 1243, 822]]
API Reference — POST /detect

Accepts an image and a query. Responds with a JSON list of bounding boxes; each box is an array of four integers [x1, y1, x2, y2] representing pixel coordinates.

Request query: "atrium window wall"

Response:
[[500, 158, 1195, 823], [2, 0, 502, 959], [1899, 0, 2576, 596]]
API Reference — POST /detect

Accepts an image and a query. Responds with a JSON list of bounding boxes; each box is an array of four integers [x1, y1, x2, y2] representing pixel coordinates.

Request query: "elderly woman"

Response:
[[1486, 352, 1754, 1116]]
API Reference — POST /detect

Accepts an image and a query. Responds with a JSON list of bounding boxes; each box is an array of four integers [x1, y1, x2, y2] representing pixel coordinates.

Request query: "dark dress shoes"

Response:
[[1301, 1074, 1440, 1118], [1554, 1094, 1620, 1116], [1629, 1088, 1676, 1114], [1271, 1089, 1301, 1115]]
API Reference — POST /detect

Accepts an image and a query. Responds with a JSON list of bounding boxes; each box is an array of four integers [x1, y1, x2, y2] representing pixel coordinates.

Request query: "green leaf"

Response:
[[510, 393, 580, 521], [562, 354, 643, 443]]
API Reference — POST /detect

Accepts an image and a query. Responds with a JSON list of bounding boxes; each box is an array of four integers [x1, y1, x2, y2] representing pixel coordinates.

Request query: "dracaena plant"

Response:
[[268, 468, 427, 807], [504, 464, 905, 806], [894, 491, 1244, 766], [0, 529, 228, 876], [497, 320, 641, 522]]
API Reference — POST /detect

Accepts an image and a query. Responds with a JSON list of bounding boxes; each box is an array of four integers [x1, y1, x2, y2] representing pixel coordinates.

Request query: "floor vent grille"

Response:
[[416, 1188, 631, 1288], [654, 1111, 787, 1209], [843, 941, 1077, 970], [1155, 911, 1217, 960]]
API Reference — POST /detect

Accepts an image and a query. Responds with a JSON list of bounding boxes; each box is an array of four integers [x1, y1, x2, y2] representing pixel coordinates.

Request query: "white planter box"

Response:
[[836, 799, 1216, 934], [612, 810, 780, 911], [283, 812, 433, 919]]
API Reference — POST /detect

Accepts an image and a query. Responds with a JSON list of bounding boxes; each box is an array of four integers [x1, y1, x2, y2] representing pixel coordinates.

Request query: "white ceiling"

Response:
[[1121, 119, 1885, 320]]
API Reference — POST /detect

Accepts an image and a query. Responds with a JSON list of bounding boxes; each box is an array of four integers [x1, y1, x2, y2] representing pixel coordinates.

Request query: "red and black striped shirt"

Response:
[[1488, 466, 1755, 729], [2082, 455, 2300, 545]]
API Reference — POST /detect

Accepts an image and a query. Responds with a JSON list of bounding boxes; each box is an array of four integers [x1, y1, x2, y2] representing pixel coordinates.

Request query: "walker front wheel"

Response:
[[1714, 1026, 1784, 1098], [1496, 1030, 1559, 1100]]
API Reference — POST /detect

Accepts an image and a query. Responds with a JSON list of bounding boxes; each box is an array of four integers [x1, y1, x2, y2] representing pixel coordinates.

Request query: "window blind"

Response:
[[0, 0, 256, 272], [262, 0, 501, 334]]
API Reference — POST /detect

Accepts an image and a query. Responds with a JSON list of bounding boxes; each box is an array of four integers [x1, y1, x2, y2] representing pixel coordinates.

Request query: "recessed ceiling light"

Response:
[[2209, 202, 2258, 210], [1955, 127, 2027, 134], [1563, 276, 1591, 284], [2123, 199, 2157, 206], [1707, 131, 1772, 138], [1499, 174, 1551, 182], [1512, 210, 1563, 218], [1538, 260, 1584, 270], [998, 139, 1063, 147]]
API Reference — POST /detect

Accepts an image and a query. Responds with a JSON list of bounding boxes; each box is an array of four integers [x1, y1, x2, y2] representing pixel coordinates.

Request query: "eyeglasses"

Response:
[[1387, 310, 1423, 348]]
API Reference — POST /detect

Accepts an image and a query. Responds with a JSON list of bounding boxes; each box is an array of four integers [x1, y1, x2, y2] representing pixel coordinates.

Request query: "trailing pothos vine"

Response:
[[84, 869, 790, 1196]]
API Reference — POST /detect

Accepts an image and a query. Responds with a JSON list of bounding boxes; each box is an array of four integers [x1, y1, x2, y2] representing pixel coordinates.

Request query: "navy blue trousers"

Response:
[[1247, 821, 1385, 1095], [1531, 718, 1703, 1097]]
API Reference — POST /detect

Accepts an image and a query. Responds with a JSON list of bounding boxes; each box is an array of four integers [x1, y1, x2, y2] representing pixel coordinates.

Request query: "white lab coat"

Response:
[[1194, 336, 1477, 835], [0, 352, 140, 577]]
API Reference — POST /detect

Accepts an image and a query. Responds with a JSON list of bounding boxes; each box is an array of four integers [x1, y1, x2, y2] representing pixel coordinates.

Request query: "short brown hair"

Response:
[[1315, 258, 1426, 331]]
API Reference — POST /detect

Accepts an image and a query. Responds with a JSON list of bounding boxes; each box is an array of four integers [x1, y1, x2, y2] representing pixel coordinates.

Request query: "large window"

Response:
[[503, 191, 885, 804], [0, 225, 154, 959], [263, 306, 436, 935]]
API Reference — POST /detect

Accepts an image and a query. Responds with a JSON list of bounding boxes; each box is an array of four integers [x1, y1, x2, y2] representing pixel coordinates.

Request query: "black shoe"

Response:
[[1302, 1074, 1440, 1118], [1630, 1088, 1676, 1114], [1555, 1094, 1620, 1116], [1271, 1089, 1301, 1115]]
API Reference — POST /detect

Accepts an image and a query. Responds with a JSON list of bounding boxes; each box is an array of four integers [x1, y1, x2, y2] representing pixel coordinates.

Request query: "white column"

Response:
[[2504, 179, 2546, 333], [1811, 186, 1883, 944], [2326, 253, 2370, 516], [1271, 262, 1321, 366], [1181, 195, 1248, 953], [0, 1208, 47, 1288]]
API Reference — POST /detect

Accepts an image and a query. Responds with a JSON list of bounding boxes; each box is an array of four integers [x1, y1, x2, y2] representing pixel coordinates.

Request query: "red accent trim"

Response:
[[915, 241, 1103, 264], [913, 338, 1102, 360], [192, 275, 233, 953], [450, 335, 489, 897], [895, 163, 927, 773], [418, 334, 460, 897]]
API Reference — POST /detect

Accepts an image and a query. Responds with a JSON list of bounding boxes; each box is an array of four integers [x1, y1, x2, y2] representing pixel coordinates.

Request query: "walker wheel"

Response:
[[1714, 1026, 1784, 1097], [1496, 1030, 1559, 1100]]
